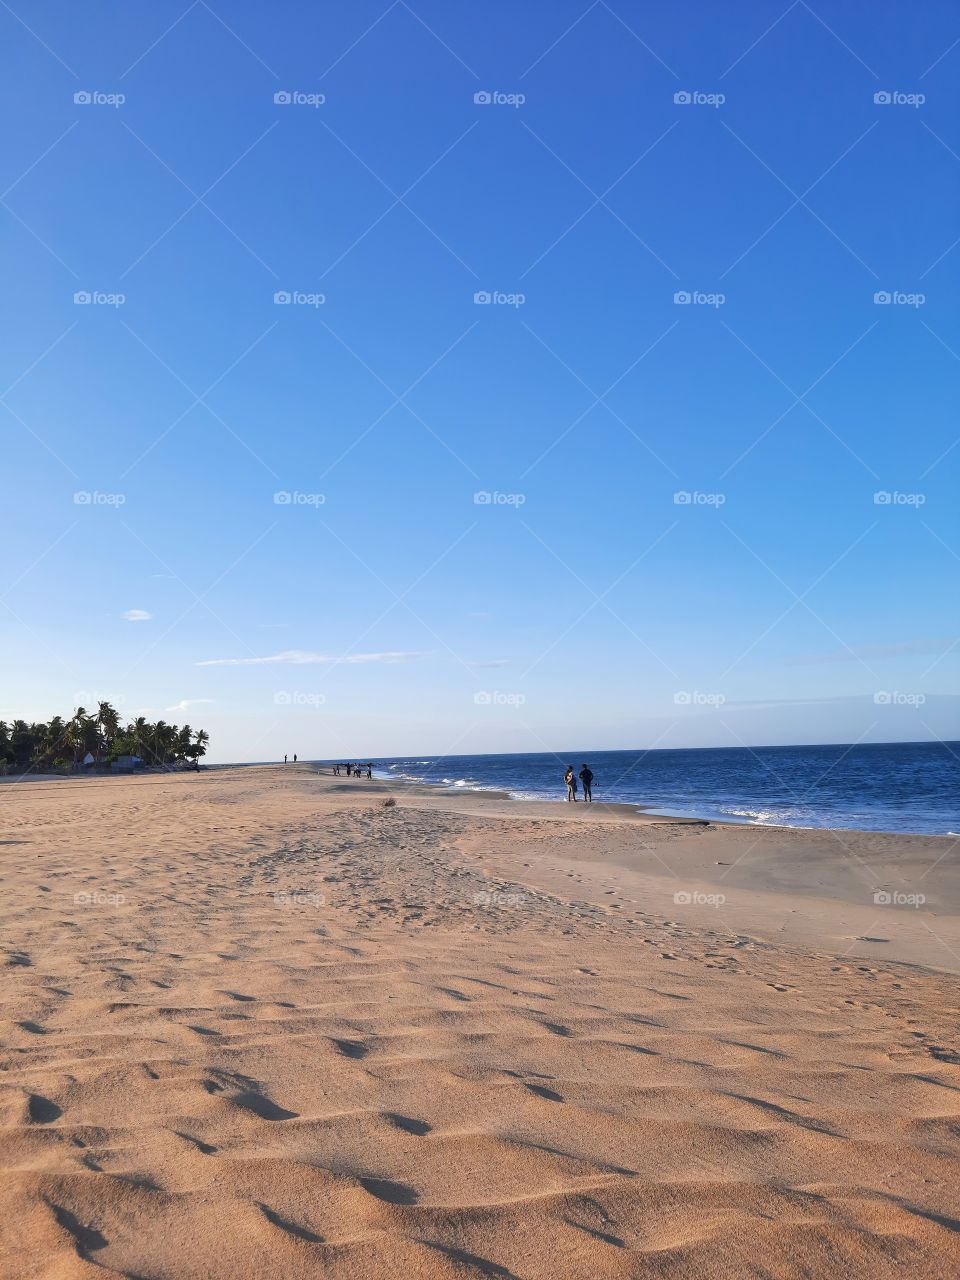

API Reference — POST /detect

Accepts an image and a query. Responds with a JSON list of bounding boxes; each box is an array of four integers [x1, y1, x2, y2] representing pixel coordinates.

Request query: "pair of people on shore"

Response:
[[564, 763, 593, 802], [333, 763, 372, 778]]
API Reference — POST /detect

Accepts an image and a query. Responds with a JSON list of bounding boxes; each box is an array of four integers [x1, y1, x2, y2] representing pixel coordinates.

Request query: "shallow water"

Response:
[[368, 743, 960, 835]]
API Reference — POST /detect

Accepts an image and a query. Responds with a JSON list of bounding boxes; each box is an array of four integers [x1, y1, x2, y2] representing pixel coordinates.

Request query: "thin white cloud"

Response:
[[468, 659, 511, 668], [788, 638, 955, 665], [719, 695, 859, 710], [196, 649, 426, 667], [123, 609, 153, 622], [166, 698, 215, 713]]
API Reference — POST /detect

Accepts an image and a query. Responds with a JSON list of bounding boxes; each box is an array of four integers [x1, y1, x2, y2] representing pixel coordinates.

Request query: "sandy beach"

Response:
[[2, 764, 959, 1278]]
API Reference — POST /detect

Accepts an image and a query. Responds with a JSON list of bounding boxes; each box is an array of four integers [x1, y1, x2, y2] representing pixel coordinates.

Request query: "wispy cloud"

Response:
[[711, 693, 958, 711], [196, 649, 426, 667], [788, 638, 956, 665], [123, 609, 153, 622], [166, 698, 215, 713], [719, 695, 862, 710], [468, 659, 511, 668]]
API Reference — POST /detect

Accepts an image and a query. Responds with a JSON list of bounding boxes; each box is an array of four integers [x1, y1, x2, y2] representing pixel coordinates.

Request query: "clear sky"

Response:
[[3, 0, 958, 761]]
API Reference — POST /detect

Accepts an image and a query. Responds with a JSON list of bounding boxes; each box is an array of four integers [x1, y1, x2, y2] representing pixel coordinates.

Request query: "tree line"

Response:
[[0, 702, 210, 775]]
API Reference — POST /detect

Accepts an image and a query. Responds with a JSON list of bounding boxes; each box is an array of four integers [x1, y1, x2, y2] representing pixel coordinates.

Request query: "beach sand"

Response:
[[2, 764, 958, 1278]]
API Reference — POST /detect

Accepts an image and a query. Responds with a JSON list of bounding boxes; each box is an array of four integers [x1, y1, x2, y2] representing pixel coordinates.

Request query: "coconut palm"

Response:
[[10, 720, 33, 768], [95, 701, 121, 760], [74, 708, 98, 764], [0, 703, 209, 773], [43, 716, 67, 768], [69, 707, 90, 766], [174, 725, 193, 762], [149, 720, 177, 766], [129, 716, 148, 758]]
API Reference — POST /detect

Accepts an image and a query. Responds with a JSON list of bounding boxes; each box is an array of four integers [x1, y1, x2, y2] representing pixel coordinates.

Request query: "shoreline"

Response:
[[347, 761, 960, 842], [4, 756, 958, 840]]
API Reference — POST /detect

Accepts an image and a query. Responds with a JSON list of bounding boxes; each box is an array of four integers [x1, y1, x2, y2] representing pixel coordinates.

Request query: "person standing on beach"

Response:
[[564, 765, 578, 801], [366, 763, 372, 778], [293, 753, 297, 763], [284, 754, 287, 765], [579, 763, 593, 802]]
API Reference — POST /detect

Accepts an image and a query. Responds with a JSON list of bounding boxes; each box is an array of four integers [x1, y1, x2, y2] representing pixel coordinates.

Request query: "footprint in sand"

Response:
[[257, 1204, 324, 1243], [928, 1045, 960, 1065], [175, 1130, 217, 1155], [384, 1113, 432, 1135], [24, 1093, 62, 1124], [524, 1082, 564, 1102], [358, 1177, 418, 1205], [230, 1091, 299, 1121], [331, 1037, 370, 1059]]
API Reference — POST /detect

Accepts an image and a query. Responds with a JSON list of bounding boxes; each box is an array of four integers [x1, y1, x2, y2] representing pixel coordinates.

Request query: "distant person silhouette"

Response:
[[564, 766, 577, 802], [366, 763, 372, 778], [579, 763, 593, 802], [284, 754, 287, 765], [293, 753, 297, 763]]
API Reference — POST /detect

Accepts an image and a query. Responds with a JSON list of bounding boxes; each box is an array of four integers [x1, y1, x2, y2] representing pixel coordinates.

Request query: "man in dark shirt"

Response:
[[579, 763, 593, 803]]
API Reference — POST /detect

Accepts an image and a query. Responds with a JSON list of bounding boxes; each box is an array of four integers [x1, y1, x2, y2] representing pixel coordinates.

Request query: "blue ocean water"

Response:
[[375, 743, 960, 835]]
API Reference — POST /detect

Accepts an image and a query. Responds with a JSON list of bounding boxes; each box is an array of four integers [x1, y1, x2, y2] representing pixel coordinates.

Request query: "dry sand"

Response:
[[1, 764, 959, 1278]]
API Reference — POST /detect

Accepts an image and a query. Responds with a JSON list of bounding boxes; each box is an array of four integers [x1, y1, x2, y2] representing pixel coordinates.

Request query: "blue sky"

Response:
[[3, 0, 958, 760]]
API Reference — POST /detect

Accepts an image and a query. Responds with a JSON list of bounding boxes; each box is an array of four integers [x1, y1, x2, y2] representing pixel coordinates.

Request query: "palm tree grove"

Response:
[[0, 701, 210, 775]]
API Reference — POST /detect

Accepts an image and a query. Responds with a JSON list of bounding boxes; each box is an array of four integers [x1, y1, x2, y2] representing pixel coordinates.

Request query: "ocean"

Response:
[[373, 742, 960, 836]]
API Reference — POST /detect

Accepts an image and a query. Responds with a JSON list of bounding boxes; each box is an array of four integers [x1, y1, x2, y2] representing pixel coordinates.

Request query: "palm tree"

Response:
[[172, 724, 191, 762], [43, 716, 67, 768], [129, 716, 148, 758], [10, 720, 33, 769], [70, 707, 89, 767], [159, 722, 177, 764], [0, 703, 209, 773], [149, 721, 176, 766], [73, 709, 100, 766], [95, 701, 120, 761]]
